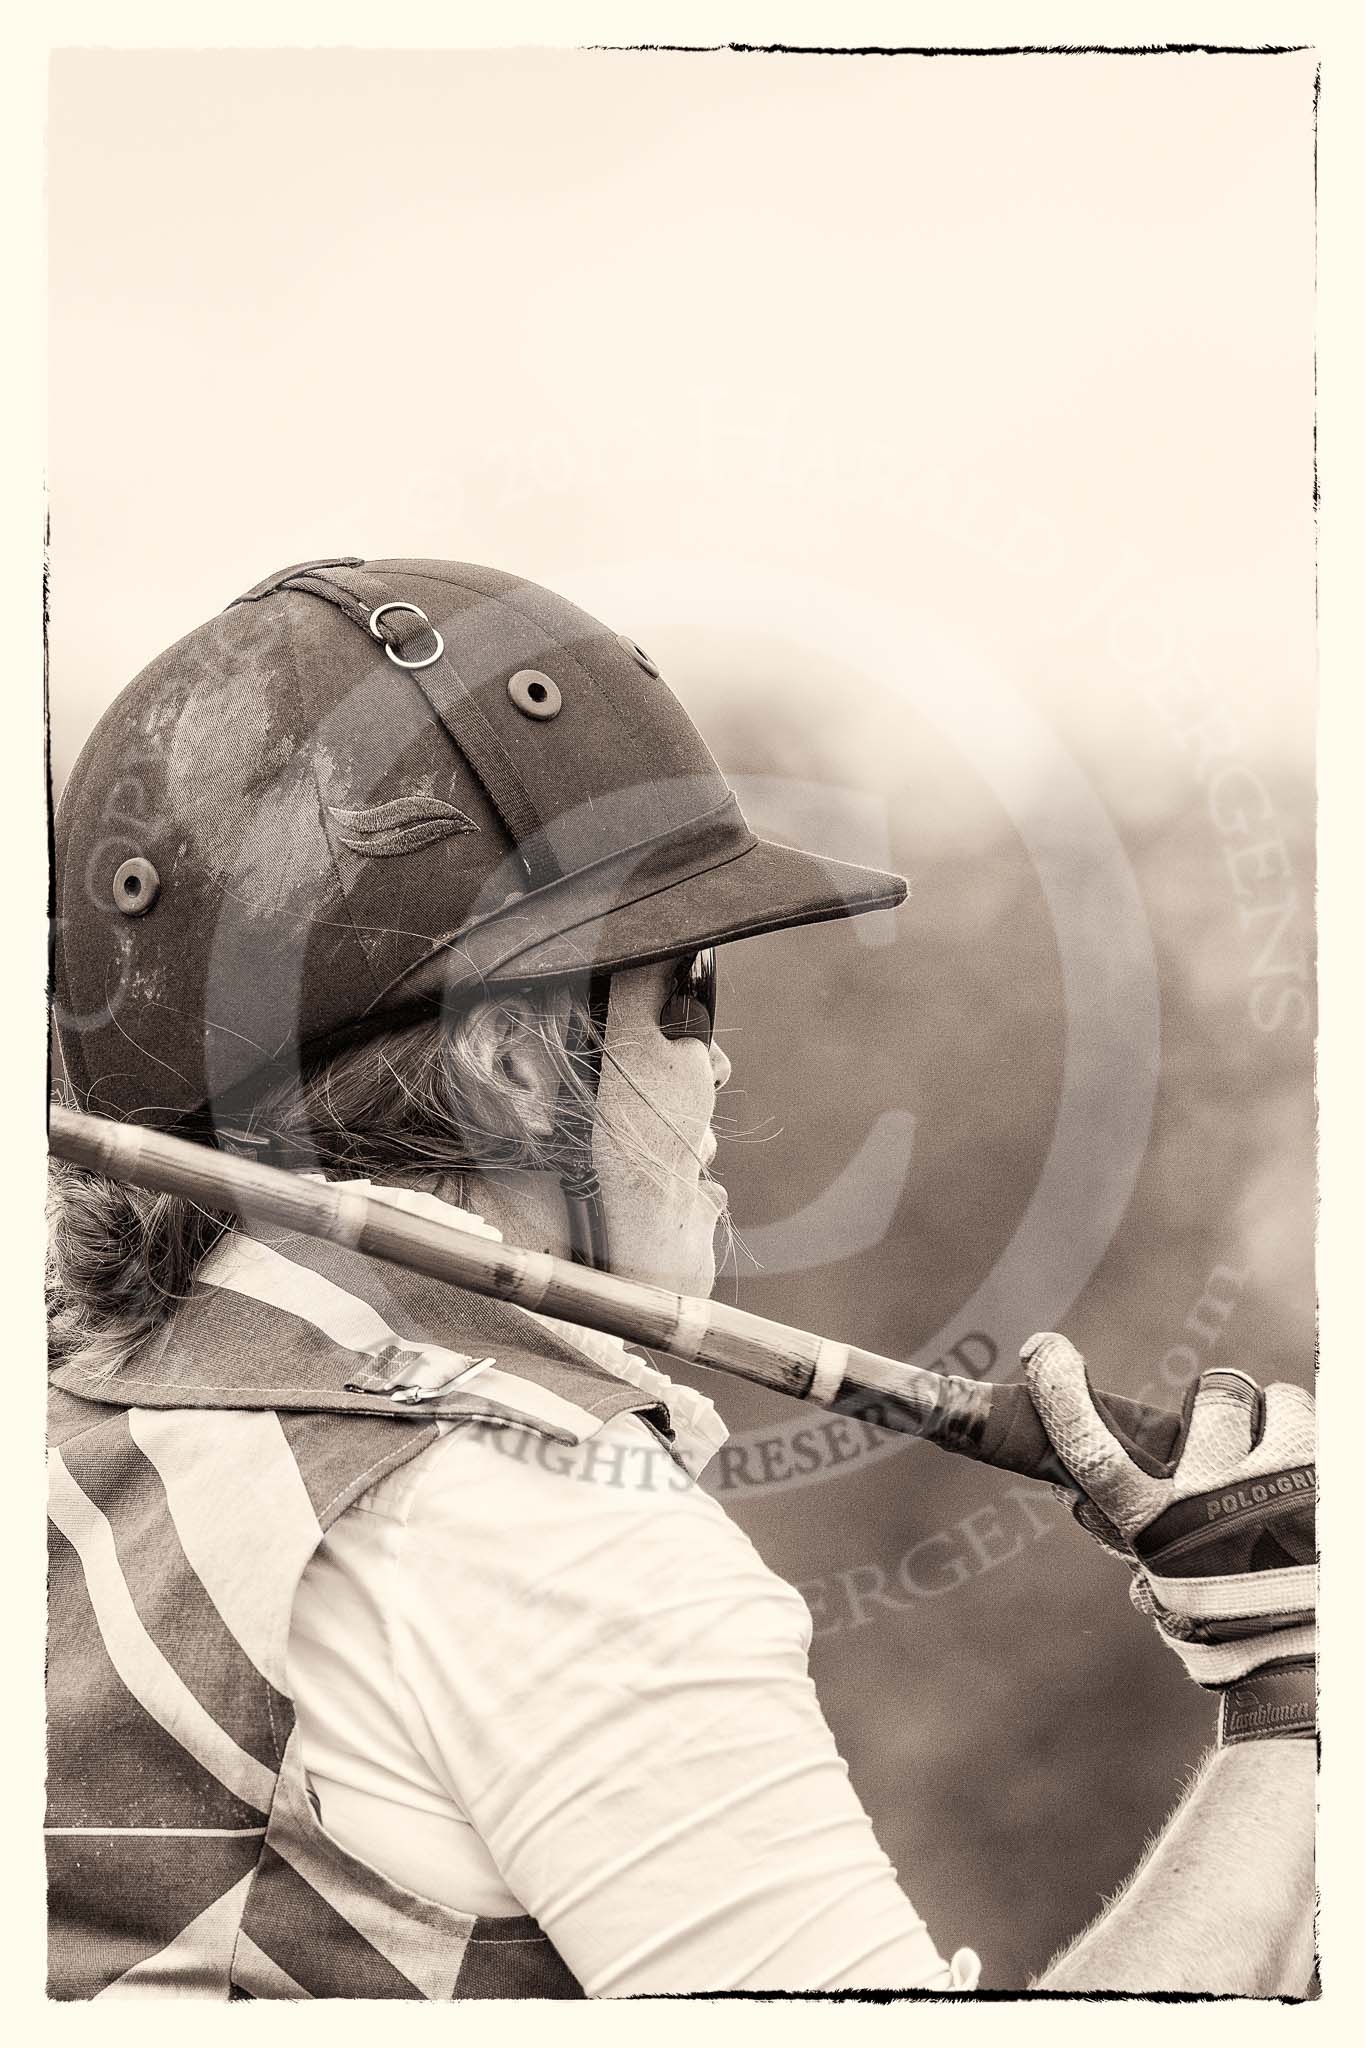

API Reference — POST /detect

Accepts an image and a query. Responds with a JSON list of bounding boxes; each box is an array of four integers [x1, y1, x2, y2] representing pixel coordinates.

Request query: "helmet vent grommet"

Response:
[[508, 669, 562, 720], [113, 857, 160, 916], [616, 633, 660, 678]]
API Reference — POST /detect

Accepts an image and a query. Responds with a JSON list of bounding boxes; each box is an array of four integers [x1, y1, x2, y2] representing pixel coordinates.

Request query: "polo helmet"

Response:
[[53, 555, 907, 1255]]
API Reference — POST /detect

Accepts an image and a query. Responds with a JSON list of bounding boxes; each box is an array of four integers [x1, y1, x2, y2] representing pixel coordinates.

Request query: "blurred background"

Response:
[[48, 47, 1315, 1988]]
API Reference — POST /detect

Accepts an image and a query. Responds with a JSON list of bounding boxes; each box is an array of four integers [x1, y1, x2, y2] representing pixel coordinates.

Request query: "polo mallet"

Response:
[[48, 1104, 1183, 1485]]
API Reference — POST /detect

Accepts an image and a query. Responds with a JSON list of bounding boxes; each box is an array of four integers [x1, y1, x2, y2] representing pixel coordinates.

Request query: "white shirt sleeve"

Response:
[[295, 1411, 979, 1995]]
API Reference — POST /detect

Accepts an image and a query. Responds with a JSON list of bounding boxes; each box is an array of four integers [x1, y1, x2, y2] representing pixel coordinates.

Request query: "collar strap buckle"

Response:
[[344, 1346, 496, 1404]]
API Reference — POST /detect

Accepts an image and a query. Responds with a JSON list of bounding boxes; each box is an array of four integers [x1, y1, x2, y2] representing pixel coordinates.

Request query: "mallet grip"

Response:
[[973, 1380, 1184, 1480], [830, 1361, 1182, 1485]]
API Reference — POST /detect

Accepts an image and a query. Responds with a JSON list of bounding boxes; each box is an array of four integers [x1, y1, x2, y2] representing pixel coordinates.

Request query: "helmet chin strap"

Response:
[[557, 970, 613, 1270]]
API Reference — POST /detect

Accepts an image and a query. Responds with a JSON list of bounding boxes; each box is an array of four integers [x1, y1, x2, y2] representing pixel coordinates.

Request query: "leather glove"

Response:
[[1021, 1332, 1316, 1745]]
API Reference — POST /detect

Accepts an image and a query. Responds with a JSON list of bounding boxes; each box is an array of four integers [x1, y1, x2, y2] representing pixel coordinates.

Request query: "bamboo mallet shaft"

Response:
[[48, 1104, 1181, 1483]]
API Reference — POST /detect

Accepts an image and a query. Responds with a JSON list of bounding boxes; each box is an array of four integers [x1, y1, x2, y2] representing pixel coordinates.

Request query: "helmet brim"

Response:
[[374, 826, 907, 1015], [500, 834, 907, 979]]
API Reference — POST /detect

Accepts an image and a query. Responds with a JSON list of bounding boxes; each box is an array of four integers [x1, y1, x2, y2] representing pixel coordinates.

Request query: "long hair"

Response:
[[47, 986, 628, 1380]]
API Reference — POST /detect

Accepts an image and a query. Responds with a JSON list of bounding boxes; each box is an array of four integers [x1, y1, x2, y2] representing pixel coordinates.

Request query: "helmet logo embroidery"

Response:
[[327, 795, 479, 858]]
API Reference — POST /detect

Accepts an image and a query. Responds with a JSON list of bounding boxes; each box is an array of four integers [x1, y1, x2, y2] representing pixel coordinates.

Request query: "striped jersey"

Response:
[[46, 1208, 668, 2000]]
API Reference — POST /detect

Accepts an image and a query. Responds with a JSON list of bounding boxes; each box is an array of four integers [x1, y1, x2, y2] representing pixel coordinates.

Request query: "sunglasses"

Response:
[[658, 947, 718, 1051]]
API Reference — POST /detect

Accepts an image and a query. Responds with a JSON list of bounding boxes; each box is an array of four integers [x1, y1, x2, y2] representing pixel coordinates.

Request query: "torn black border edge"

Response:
[[583, 43, 1309, 57]]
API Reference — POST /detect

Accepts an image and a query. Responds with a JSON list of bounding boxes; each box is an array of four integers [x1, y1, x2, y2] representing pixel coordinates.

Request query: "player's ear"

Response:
[[464, 994, 560, 1141]]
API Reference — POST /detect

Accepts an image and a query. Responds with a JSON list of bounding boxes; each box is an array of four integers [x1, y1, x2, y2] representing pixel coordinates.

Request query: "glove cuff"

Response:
[[1217, 1660, 1316, 1746]]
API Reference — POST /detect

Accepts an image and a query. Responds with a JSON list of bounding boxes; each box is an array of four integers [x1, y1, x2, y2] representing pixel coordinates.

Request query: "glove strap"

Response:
[[1217, 1660, 1316, 1746]]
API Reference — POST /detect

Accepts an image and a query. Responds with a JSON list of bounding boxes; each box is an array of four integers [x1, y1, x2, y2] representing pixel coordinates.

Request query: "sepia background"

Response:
[[48, 47, 1316, 1989]]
